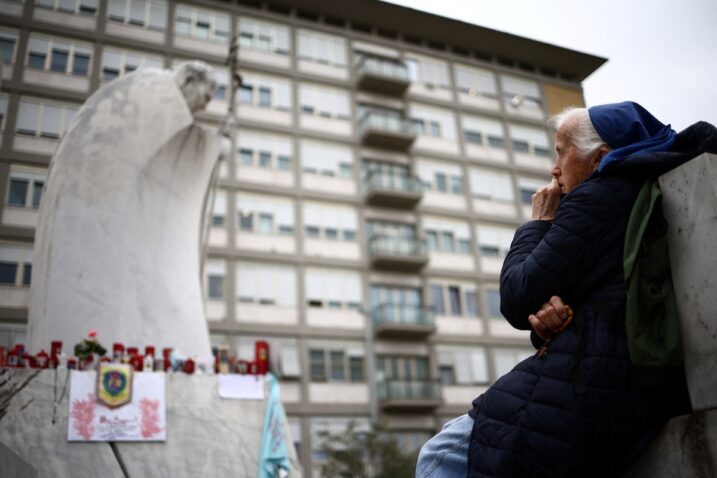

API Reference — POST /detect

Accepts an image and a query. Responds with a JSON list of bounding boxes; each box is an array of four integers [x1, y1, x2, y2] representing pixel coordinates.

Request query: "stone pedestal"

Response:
[[628, 153, 717, 477], [0, 369, 301, 478], [660, 153, 717, 411]]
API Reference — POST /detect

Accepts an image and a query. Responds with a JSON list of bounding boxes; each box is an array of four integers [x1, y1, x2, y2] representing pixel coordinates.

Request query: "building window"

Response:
[[493, 347, 533, 378], [454, 64, 497, 98], [410, 104, 456, 140], [303, 203, 357, 243], [207, 274, 223, 299], [416, 161, 462, 195], [0, 95, 7, 131], [16, 97, 78, 139], [236, 262, 297, 307], [299, 83, 350, 121], [469, 168, 514, 203], [405, 53, 451, 89], [297, 29, 346, 67], [26, 35, 93, 77], [423, 217, 471, 254], [485, 289, 502, 318], [236, 193, 294, 236], [238, 74, 292, 112], [517, 177, 545, 206], [310, 347, 364, 383], [238, 16, 290, 55], [462, 115, 505, 148], [0, 30, 18, 65], [430, 283, 479, 318], [107, 0, 167, 31], [175, 4, 230, 44], [305, 268, 361, 310], [501, 75, 544, 116], [437, 346, 488, 385], [476, 225, 515, 259], [236, 132, 293, 172], [35, 0, 98, 15], [300, 140, 353, 179], [509, 124, 551, 157], [101, 47, 163, 81], [6, 170, 46, 209], [0, 246, 33, 287]]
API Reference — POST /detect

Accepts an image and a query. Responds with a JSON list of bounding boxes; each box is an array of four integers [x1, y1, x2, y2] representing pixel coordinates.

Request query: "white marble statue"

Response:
[[28, 61, 223, 360]]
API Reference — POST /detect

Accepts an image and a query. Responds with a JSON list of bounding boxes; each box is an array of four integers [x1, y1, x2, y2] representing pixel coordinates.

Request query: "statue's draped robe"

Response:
[[29, 68, 218, 358]]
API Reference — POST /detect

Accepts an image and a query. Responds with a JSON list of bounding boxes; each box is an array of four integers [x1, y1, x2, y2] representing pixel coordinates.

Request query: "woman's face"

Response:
[[551, 128, 600, 194]]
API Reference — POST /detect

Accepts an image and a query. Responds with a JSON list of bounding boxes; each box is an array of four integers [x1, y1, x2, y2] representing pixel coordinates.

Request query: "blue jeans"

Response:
[[416, 414, 473, 478]]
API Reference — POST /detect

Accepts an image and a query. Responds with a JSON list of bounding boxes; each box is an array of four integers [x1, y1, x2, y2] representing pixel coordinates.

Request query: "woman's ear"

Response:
[[591, 146, 610, 171]]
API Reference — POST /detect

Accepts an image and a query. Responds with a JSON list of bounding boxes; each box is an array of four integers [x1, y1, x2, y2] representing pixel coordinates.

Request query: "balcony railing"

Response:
[[377, 379, 442, 410], [355, 56, 410, 95], [357, 111, 416, 150], [367, 234, 428, 272], [372, 303, 435, 338], [362, 170, 423, 208]]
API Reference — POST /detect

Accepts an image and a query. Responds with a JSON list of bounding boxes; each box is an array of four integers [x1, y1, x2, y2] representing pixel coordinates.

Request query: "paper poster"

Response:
[[68, 368, 166, 441], [218, 374, 266, 400]]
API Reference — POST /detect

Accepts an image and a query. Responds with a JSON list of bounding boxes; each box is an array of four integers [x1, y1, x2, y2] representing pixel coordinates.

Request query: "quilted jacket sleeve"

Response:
[[499, 178, 627, 330]]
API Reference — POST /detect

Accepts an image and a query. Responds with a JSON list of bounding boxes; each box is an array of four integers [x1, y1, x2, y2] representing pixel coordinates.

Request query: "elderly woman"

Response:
[[417, 101, 717, 478]]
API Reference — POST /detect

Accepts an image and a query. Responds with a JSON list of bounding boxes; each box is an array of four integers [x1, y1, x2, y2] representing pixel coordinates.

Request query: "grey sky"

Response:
[[383, 0, 717, 131]]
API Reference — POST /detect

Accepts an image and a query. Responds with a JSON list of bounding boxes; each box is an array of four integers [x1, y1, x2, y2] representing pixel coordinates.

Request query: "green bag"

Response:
[[623, 179, 683, 367]]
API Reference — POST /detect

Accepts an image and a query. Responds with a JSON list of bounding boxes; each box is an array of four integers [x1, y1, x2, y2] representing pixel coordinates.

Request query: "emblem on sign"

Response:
[[96, 363, 133, 409]]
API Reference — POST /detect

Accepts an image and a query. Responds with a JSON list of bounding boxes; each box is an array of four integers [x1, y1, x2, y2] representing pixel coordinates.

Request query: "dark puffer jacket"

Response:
[[466, 121, 717, 478]]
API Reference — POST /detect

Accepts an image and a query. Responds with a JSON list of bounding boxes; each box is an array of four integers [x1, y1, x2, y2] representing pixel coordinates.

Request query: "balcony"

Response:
[[355, 56, 410, 95], [368, 235, 428, 272], [358, 111, 416, 150], [363, 171, 423, 209], [372, 304, 435, 338], [377, 379, 443, 411]]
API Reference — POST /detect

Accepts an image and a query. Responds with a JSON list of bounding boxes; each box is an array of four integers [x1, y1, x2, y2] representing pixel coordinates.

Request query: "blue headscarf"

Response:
[[588, 101, 677, 172]]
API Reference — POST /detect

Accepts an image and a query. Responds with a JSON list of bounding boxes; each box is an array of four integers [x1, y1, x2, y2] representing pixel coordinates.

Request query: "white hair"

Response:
[[548, 107, 610, 160]]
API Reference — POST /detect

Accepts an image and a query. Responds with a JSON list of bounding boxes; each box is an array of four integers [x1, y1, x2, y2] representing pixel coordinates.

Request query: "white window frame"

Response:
[[304, 268, 362, 310], [308, 345, 365, 383], [0, 244, 33, 287], [239, 73, 292, 112], [297, 28, 347, 67], [410, 104, 456, 140], [174, 4, 230, 44], [461, 114, 506, 149], [0, 28, 19, 66], [423, 217, 471, 254], [405, 52, 451, 89], [25, 34, 93, 77], [236, 193, 295, 236], [237, 16, 290, 56], [15, 96, 78, 139], [493, 347, 533, 378], [300, 139, 353, 179], [469, 167, 514, 203], [236, 130, 293, 172], [101, 47, 163, 81], [429, 281, 479, 318], [508, 124, 551, 157], [236, 262, 297, 307], [454, 64, 497, 98], [437, 345, 488, 385], [476, 225, 515, 259], [303, 203, 357, 243], [107, 0, 167, 31], [416, 160, 463, 195], [500, 74, 543, 112], [35, 0, 98, 15], [298, 83, 350, 121], [5, 167, 47, 209]]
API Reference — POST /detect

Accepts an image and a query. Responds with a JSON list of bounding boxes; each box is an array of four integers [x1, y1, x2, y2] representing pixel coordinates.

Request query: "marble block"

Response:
[[0, 370, 302, 478], [660, 153, 717, 411], [627, 410, 717, 478]]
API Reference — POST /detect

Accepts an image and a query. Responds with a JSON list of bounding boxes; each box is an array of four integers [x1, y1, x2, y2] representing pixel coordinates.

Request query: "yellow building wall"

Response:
[[543, 84, 585, 116]]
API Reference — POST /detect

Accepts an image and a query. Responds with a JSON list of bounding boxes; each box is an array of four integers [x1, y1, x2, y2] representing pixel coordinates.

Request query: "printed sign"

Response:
[[68, 369, 166, 442]]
